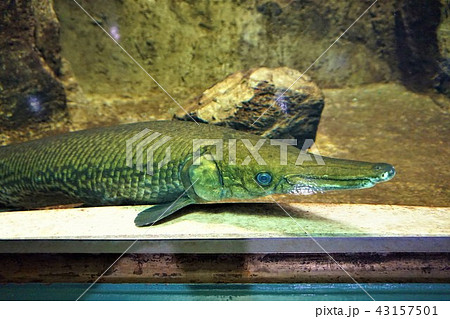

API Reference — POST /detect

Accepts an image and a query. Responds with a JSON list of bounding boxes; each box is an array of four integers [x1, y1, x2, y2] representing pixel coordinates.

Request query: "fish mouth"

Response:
[[283, 176, 377, 195], [280, 163, 396, 195], [372, 163, 396, 182]]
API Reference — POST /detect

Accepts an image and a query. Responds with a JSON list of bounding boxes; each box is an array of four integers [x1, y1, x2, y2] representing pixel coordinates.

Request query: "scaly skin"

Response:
[[0, 122, 193, 207], [0, 121, 395, 225]]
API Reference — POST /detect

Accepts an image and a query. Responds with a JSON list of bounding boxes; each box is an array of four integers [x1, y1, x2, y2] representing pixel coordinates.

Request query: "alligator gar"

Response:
[[0, 121, 395, 226]]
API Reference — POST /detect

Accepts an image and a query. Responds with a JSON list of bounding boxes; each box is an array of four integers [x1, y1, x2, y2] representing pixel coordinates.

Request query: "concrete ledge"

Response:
[[0, 203, 448, 239], [0, 203, 448, 254]]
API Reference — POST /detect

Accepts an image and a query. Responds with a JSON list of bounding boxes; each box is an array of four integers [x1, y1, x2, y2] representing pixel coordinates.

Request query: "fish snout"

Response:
[[372, 163, 396, 182]]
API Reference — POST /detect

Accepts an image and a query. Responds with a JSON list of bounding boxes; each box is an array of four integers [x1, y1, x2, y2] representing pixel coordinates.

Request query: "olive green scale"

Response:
[[0, 121, 203, 208]]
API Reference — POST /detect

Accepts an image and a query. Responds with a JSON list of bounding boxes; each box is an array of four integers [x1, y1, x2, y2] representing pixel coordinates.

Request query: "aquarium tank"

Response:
[[0, 0, 448, 302]]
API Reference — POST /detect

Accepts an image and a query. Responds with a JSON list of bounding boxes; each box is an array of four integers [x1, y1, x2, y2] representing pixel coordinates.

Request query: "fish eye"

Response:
[[256, 172, 272, 186]]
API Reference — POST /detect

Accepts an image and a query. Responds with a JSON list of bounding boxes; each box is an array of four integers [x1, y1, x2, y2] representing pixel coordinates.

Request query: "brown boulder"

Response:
[[176, 67, 324, 144]]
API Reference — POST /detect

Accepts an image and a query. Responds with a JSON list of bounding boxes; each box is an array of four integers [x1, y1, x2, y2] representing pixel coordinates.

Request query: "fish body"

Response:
[[0, 121, 395, 226]]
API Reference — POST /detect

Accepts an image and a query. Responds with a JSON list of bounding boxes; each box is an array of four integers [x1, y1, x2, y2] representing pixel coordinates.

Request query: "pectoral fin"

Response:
[[134, 197, 195, 227]]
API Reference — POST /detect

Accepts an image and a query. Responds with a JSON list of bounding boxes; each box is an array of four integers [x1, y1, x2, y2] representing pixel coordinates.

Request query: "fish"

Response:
[[0, 120, 395, 226]]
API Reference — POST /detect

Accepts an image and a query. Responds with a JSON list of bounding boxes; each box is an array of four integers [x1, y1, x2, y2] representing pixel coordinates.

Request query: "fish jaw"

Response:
[[275, 160, 396, 195]]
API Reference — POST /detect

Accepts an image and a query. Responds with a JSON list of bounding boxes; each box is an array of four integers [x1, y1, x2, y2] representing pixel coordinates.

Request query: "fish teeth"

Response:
[[289, 183, 323, 195]]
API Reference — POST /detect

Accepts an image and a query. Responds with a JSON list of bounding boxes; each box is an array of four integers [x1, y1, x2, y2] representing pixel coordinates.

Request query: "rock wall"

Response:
[[436, 1, 450, 97], [0, 0, 446, 141], [395, 0, 442, 91], [53, 0, 444, 107], [0, 0, 67, 134], [53, 0, 401, 100]]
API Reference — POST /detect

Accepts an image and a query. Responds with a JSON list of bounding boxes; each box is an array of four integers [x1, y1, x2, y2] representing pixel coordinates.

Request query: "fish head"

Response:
[[217, 140, 395, 200], [186, 138, 395, 201]]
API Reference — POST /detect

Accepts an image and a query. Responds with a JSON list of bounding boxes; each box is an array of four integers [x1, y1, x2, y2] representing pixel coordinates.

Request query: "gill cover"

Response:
[[188, 153, 224, 201]]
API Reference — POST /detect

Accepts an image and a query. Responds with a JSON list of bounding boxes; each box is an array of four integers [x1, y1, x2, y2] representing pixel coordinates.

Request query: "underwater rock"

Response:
[[0, 0, 67, 131], [175, 67, 324, 144], [394, 0, 442, 92]]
